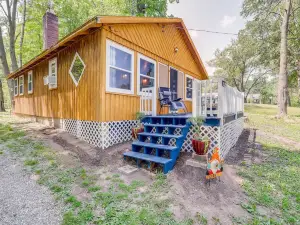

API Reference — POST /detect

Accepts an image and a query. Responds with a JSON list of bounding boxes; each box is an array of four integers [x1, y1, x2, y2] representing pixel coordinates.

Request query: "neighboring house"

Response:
[[8, 10, 208, 148], [247, 94, 261, 104]]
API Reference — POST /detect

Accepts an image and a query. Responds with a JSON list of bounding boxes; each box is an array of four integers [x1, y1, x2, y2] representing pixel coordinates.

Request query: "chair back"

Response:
[[158, 87, 172, 100]]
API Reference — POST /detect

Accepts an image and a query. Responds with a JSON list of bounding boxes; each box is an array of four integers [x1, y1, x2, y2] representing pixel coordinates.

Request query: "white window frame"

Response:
[[185, 74, 194, 101], [106, 40, 134, 95], [19, 75, 24, 96], [137, 54, 156, 95], [14, 78, 18, 96], [28, 70, 33, 94], [48, 57, 57, 89], [69, 52, 86, 86]]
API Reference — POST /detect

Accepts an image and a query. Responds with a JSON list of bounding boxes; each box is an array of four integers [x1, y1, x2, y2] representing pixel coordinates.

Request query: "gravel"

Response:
[[0, 152, 62, 225]]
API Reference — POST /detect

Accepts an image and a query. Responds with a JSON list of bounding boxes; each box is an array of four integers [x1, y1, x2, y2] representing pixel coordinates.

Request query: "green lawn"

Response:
[[239, 104, 300, 224], [245, 104, 300, 143]]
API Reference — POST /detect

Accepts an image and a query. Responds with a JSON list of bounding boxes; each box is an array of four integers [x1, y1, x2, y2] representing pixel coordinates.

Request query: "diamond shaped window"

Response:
[[69, 52, 86, 86]]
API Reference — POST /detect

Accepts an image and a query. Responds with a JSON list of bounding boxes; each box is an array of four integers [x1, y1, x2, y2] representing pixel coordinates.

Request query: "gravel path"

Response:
[[0, 152, 62, 225]]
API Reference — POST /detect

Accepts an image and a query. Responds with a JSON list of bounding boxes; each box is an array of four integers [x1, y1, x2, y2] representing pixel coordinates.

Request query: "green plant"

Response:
[[136, 112, 145, 127], [188, 117, 209, 141]]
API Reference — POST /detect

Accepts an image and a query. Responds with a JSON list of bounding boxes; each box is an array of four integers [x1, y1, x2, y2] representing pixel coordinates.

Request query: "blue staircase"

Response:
[[123, 115, 191, 174]]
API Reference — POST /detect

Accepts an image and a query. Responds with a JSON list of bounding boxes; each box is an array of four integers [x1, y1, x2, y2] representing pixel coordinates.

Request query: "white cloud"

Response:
[[189, 30, 198, 38], [220, 15, 236, 28]]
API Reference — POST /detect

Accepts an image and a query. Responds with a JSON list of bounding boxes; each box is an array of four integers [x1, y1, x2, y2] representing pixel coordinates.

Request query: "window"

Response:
[[185, 74, 193, 100], [69, 52, 86, 86], [169, 67, 184, 99], [14, 78, 18, 96], [19, 75, 24, 95], [48, 57, 57, 89], [137, 54, 156, 95], [28, 71, 33, 94], [106, 40, 134, 94]]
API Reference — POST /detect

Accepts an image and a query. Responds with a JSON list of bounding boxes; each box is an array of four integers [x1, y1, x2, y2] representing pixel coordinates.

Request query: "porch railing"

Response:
[[140, 87, 157, 116], [193, 78, 244, 120]]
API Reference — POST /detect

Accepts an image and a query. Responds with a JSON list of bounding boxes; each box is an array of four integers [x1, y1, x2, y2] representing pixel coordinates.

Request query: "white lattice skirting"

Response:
[[63, 119, 138, 149], [181, 118, 244, 157], [62, 118, 243, 157]]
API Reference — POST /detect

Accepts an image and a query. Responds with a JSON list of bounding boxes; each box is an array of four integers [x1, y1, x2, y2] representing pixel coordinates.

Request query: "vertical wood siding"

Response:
[[14, 30, 102, 121], [14, 23, 205, 122]]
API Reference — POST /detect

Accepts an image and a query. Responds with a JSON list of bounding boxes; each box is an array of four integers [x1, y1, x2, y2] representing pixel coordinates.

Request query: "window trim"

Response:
[[106, 39, 134, 95], [185, 74, 194, 101], [137, 53, 156, 95], [14, 78, 18, 96], [28, 70, 33, 94], [48, 57, 58, 90], [19, 75, 24, 96], [69, 52, 86, 87]]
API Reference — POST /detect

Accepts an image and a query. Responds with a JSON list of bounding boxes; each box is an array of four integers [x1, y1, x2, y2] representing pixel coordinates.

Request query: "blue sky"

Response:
[[168, 0, 246, 75]]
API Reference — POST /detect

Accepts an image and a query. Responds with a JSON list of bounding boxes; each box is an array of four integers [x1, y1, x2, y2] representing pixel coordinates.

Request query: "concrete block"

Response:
[[118, 165, 138, 174]]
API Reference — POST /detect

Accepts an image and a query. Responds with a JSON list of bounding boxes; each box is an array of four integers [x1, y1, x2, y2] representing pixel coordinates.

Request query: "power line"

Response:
[[187, 28, 238, 36]]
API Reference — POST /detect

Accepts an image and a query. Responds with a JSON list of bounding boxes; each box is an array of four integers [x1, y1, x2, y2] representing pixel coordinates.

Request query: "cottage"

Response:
[[8, 11, 244, 173]]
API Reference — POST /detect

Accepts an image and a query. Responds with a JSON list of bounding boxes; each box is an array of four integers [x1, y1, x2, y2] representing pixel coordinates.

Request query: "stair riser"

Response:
[[143, 117, 189, 126]]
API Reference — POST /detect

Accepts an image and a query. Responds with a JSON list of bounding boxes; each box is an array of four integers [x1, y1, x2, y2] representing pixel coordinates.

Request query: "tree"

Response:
[[241, 0, 298, 116], [0, 0, 19, 108], [209, 33, 273, 102]]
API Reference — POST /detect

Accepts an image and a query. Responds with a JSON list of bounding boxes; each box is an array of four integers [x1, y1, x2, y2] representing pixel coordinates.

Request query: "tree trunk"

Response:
[[8, 0, 18, 71], [0, 80, 5, 111], [277, 0, 291, 117], [297, 60, 300, 102], [0, 27, 13, 107], [19, 0, 27, 67]]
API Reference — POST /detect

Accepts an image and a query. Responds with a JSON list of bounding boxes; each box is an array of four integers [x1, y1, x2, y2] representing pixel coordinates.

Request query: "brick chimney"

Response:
[[43, 3, 58, 50]]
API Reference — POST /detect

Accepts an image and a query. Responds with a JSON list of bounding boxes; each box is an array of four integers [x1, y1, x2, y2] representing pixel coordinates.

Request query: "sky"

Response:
[[168, 0, 246, 75]]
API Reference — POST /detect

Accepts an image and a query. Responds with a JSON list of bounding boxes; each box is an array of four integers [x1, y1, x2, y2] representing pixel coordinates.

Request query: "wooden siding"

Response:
[[14, 29, 102, 121], [14, 23, 204, 122], [101, 26, 197, 121]]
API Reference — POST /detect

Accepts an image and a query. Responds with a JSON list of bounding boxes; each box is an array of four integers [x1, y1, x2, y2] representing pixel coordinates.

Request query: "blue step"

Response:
[[124, 114, 191, 174], [138, 132, 183, 139], [144, 124, 187, 129], [124, 151, 172, 164], [132, 141, 178, 151]]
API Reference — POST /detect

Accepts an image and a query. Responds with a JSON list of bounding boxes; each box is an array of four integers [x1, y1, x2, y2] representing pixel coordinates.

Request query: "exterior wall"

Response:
[[14, 29, 102, 121], [14, 23, 205, 123], [100, 24, 203, 121]]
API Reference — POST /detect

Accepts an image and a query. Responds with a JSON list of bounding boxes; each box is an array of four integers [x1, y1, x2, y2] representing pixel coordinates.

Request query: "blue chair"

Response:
[[158, 87, 187, 114]]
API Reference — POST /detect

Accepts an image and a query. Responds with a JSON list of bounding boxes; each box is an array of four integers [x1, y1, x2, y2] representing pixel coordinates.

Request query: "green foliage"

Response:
[[24, 159, 38, 166]]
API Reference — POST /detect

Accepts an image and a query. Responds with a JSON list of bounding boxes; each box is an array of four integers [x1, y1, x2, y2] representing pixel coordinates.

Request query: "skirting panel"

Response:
[[220, 117, 244, 158], [62, 118, 243, 157], [63, 119, 138, 149]]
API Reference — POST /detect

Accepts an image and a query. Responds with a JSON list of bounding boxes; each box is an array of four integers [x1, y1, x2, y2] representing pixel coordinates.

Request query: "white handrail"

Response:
[[140, 87, 156, 116], [192, 78, 244, 119]]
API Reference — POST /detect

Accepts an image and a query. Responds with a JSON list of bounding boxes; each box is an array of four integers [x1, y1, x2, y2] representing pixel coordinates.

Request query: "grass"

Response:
[[240, 104, 300, 224], [245, 104, 300, 142], [0, 120, 196, 225]]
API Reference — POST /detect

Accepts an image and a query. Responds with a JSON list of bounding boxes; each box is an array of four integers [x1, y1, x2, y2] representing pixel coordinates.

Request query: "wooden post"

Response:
[[210, 79, 213, 116], [152, 87, 157, 116], [192, 79, 198, 117], [217, 79, 224, 124]]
